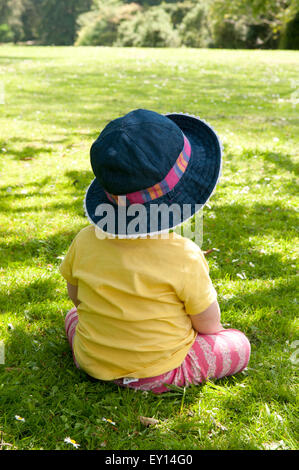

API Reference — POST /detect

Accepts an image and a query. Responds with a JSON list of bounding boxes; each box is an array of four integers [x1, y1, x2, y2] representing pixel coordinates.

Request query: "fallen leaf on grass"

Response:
[[139, 416, 159, 427]]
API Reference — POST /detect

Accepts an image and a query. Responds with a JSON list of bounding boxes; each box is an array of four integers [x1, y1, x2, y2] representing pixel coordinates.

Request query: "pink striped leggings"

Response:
[[65, 307, 251, 394]]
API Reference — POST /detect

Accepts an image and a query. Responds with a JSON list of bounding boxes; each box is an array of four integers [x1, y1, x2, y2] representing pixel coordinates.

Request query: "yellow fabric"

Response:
[[59, 225, 217, 380]]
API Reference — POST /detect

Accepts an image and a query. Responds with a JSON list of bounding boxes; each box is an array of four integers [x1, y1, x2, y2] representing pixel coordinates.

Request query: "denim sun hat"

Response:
[[84, 109, 222, 238]]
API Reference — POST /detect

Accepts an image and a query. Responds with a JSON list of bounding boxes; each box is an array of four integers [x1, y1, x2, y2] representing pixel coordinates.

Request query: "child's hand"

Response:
[[189, 301, 224, 335]]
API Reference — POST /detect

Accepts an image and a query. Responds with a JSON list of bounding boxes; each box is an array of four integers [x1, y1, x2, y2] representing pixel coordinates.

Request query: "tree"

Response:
[[279, 8, 299, 48], [208, 0, 298, 48], [21, 0, 42, 41], [123, 0, 180, 4], [0, 0, 13, 42], [0, 0, 11, 22], [75, 0, 141, 46], [0, 0, 25, 42], [37, 0, 92, 45], [116, 5, 180, 47], [178, 2, 212, 48]]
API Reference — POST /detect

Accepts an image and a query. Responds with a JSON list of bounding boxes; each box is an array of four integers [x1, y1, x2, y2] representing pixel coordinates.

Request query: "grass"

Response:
[[0, 45, 298, 451]]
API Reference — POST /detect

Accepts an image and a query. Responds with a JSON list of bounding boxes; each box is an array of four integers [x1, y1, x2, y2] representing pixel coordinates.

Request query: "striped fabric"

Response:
[[114, 329, 251, 394], [65, 307, 80, 369], [65, 307, 251, 394], [105, 134, 191, 206]]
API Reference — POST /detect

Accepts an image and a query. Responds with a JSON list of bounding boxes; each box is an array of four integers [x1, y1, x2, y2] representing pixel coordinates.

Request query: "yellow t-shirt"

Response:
[[59, 225, 217, 380]]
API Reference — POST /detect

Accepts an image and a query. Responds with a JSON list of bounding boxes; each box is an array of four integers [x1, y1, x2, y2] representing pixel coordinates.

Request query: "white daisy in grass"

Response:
[[236, 272, 247, 280], [64, 437, 80, 448], [15, 415, 25, 422], [102, 417, 116, 426]]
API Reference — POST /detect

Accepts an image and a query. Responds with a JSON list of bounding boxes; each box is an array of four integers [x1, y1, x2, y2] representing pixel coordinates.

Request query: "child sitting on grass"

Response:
[[59, 109, 250, 394]]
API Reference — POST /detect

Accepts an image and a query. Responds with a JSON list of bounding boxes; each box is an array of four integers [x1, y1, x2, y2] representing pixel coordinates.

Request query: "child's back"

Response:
[[60, 225, 216, 380]]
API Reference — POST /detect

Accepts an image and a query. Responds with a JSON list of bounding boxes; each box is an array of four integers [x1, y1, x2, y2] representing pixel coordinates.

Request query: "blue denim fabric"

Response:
[[85, 109, 222, 236]]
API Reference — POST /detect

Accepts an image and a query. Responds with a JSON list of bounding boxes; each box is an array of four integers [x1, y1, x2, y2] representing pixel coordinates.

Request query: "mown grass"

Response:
[[0, 46, 298, 451]]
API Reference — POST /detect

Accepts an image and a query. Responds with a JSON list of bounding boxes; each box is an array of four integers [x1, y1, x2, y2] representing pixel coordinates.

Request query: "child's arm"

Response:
[[189, 300, 224, 335], [67, 281, 80, 308]]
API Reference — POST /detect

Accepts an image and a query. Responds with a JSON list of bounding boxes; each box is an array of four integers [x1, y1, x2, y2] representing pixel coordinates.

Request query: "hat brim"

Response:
[[84, 113, 222, 238]]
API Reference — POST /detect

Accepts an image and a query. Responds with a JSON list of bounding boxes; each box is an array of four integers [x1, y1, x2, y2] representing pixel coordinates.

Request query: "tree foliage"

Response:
[[178, 3, 211, 48], [116, 5, 180, 46], [0, 0, 92, 44], [279, 8, 299, 48], [0, 0, 298, 48], [75, 0, 141, 46], [37, 0, 93, 45], [209, 0, 298, 48]]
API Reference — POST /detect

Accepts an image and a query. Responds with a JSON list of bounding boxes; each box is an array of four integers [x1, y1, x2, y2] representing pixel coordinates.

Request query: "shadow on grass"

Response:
[[259, 150, 299, 175], [0, 198, 86, 215], [0, 176, 55, 193], [0, 176, 297, 277], [64, 170, 93, 191], [5, 145, 54, 161], [0, 55, 54, 62], [220, 278, 297, 341], [0, 229, 80, 268], [0, 297, 296, 450], [1, 323, 115, 405], [0, 279, 60, 315], [204, 200, 297, 245], [0, 172, 93, 205]]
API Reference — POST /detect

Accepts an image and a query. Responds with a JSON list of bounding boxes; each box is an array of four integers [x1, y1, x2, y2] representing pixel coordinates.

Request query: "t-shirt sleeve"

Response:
[[59, 237, 78, 286], [181, 243, 217, 316]]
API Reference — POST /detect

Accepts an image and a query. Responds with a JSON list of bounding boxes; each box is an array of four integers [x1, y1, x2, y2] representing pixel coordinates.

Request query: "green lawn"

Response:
[[0, 45, 298, 451]]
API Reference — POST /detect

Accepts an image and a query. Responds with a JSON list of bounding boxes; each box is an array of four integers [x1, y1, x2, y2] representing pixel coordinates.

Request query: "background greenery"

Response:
[[0, 45, 298, 450], [0, 0, 299, 49]]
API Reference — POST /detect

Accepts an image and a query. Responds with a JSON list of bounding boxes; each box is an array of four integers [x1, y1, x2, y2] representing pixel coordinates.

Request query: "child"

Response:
[[60, 109, 250, 394]]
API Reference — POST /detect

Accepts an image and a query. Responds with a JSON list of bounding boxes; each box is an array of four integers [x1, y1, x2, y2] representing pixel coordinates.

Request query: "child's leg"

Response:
[[65, 307, 80, 368], [114, 329, 250, 394], [185, 328, 251, 382]]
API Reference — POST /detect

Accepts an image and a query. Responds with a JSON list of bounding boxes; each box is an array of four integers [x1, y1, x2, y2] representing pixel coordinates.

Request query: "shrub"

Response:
[[178, 3, 212, 48], [163, 1, 194, 28], [0, 24, 14, 42], [210, 16, 278, 49], [279, 11, 299, 49], [210, 18, 247, 49], [76, 1, 141, 46], [76, 11, 118, 45], [115, 6, 181, 47]]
